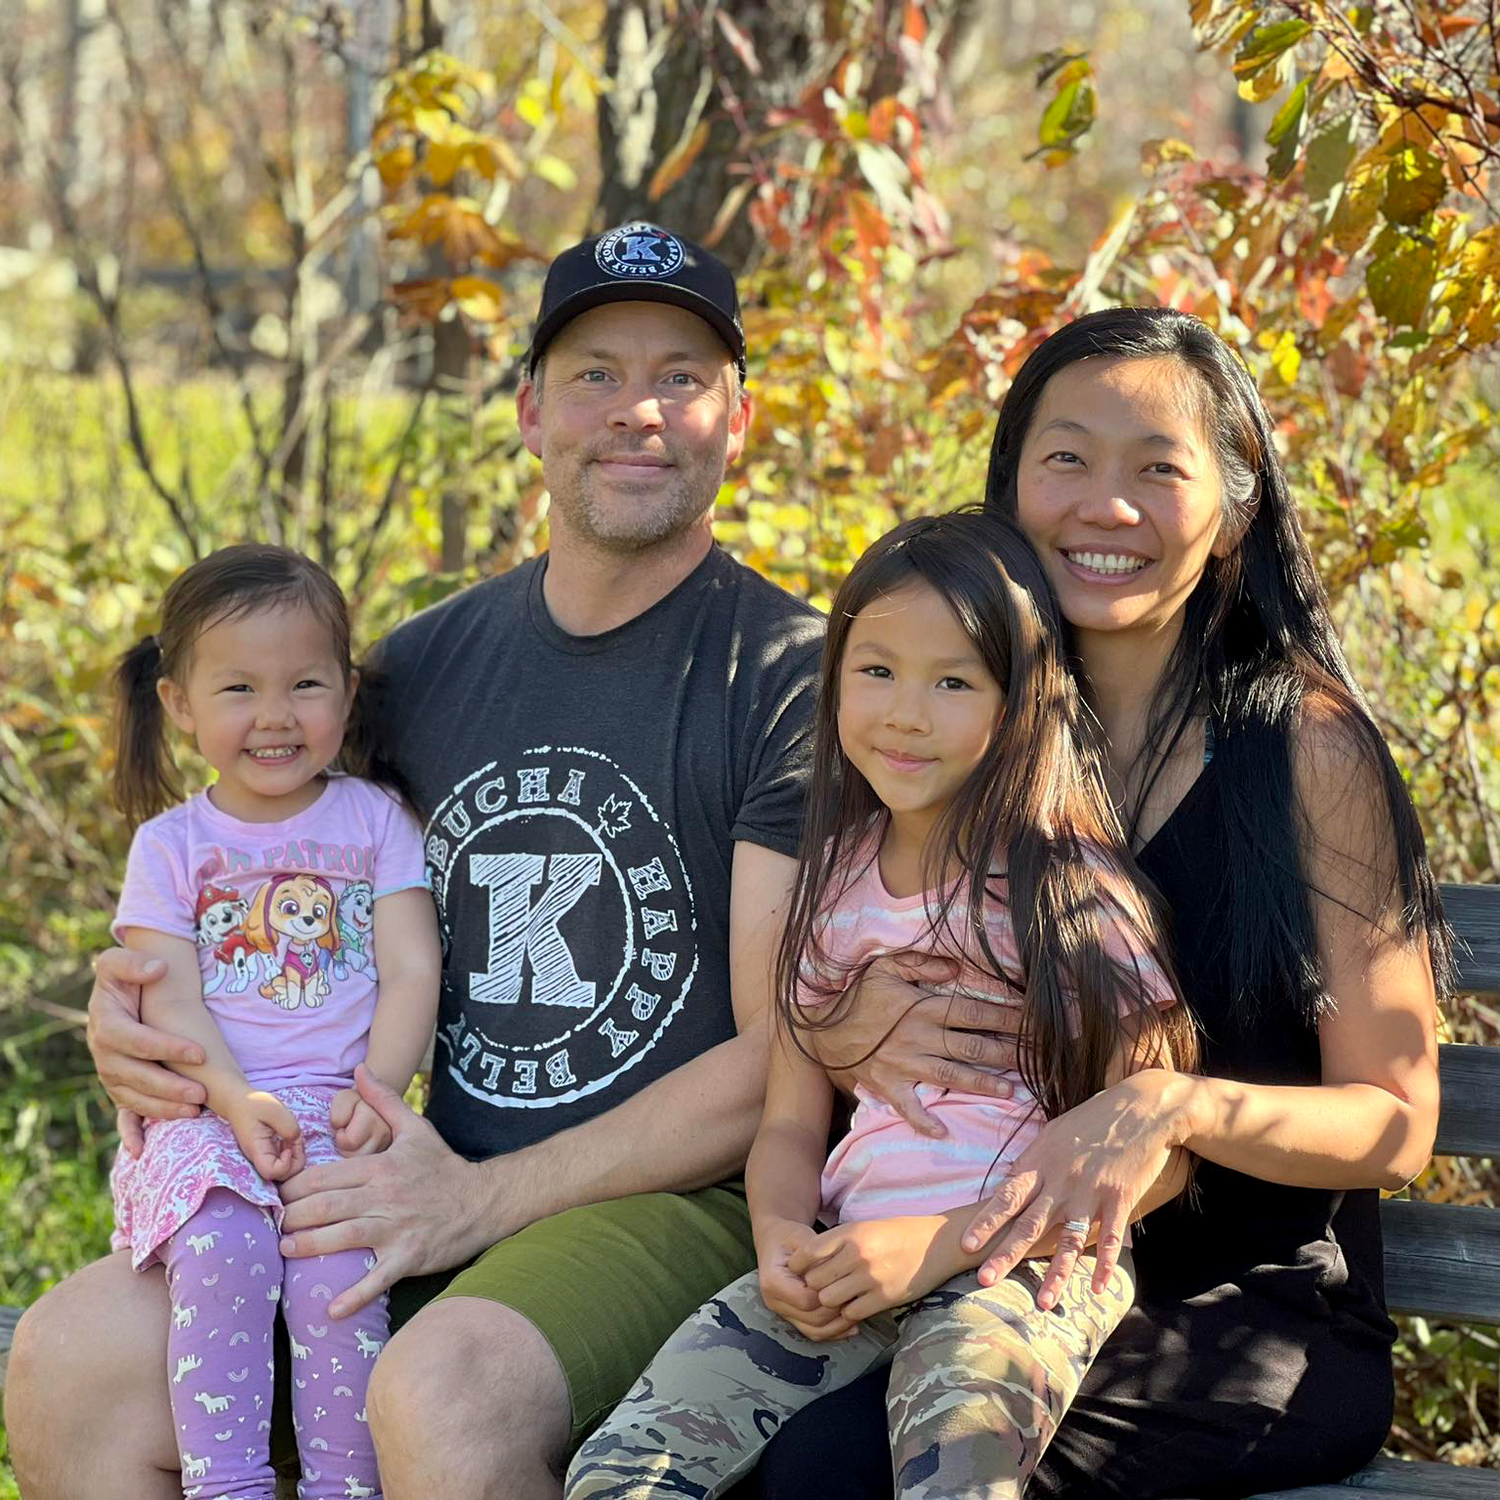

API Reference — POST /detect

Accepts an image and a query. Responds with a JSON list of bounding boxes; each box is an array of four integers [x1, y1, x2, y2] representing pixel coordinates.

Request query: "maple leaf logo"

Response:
[[595, 795, 634, 839]]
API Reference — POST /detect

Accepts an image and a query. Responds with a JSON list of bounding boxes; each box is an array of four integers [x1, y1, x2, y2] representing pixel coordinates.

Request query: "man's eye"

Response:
[[666, 372, 699, 386], [580, 369, 611, 382]]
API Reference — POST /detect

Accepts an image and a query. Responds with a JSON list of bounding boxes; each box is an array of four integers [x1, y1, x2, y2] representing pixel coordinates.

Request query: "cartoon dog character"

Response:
[[246, 874, 339, 1010], [329, 880, 375, 980], [194, 884, 256, 995]]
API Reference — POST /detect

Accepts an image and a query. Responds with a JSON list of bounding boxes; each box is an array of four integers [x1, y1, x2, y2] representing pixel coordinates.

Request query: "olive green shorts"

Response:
[[273, 1179, 754, 1464]]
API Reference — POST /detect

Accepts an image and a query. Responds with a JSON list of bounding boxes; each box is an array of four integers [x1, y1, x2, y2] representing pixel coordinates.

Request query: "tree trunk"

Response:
[[596, 0, 979, 273], [597, 0, 819, 272]]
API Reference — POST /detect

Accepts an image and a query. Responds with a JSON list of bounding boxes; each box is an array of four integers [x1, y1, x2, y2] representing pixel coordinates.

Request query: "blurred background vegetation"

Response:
[[2, 0, 1498, 1488]]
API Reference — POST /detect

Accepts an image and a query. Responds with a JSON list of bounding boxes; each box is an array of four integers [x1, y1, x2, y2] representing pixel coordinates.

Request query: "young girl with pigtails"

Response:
[[108, 543, 439, 1500], [567, 510, 1198, 1500]]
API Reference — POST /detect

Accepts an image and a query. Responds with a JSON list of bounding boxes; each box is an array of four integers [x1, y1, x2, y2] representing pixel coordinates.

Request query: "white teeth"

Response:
[[249, 747, 299, 760], [1066, 551, 1149, 575]]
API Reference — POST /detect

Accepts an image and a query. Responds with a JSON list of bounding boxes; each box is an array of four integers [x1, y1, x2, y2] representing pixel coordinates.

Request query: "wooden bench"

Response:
[[1244, 882, 1500, 1498], [4, 885, 1499, 1497]]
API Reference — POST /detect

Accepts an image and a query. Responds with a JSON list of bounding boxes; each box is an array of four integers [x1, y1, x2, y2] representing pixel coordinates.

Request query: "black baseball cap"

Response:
[[527, 222, 747, 378]]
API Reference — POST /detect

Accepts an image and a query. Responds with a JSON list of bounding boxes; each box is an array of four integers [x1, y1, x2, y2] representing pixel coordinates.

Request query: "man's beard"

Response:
[[553, 460, 718, 554]]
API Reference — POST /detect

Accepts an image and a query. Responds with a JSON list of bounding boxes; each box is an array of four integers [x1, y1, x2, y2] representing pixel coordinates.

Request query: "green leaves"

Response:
[[1368, 226, 1438, 328], [1383, 145, 1448, 226], [1032, 53, 1095, 164], [1233, 18, 1311, 102], [1266, 76, 1312, 179]]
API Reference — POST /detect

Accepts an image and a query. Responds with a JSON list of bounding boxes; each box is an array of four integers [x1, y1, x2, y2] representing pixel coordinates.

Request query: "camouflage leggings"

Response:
[[565, 1249, 1134, 1500]]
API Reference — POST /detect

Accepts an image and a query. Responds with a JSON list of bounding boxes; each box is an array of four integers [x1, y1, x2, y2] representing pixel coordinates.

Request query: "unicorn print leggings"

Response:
[[163, 1188, 388, 1500], [567, 1251, 1133, 1500]]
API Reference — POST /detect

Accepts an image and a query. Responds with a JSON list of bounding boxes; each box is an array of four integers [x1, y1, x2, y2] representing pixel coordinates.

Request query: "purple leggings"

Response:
[[163, 1188, 388, 1499]]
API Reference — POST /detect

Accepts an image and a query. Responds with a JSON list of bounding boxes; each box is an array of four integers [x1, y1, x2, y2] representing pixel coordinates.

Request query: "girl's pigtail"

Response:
[[113, 635, 179, 827], [342, 660, 425, 821]]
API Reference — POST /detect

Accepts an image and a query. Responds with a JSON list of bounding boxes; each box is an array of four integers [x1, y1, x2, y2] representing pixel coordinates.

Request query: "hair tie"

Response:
[[145, 633, 162, 654]]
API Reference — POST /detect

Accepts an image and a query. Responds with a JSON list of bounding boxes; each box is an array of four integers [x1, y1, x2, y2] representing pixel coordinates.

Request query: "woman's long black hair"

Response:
[[984, 306, 1454, 1019], [776, 509, 1198, 1123]]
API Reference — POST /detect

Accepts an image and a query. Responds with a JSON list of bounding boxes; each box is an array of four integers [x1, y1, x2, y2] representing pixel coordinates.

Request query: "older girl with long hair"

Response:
[[568, 510, 1197, 1500], [745, 308, 1449, 1499]]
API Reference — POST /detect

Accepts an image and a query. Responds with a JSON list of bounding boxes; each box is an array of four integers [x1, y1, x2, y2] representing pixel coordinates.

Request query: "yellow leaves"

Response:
[[1258, 327, 1302, 385], [1141, 138, 1196, 172], [450, 276, 506, 323], [1330, 156, 1387, 252], [418, 114, 522, 187], [380, 52, 493, 126]]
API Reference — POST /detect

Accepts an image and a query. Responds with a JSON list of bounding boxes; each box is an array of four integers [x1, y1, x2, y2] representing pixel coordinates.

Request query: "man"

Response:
[[7, 224, 1017, 1499], [11, 224, 821, 1499]]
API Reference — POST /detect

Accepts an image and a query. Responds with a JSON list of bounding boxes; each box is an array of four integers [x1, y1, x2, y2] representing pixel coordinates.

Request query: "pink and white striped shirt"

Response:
[[805, 846, 1176, 1225]]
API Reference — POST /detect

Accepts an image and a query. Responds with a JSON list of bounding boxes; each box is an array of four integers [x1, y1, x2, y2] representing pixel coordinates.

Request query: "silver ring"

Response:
[[1061, 1217, 1091, 1236]]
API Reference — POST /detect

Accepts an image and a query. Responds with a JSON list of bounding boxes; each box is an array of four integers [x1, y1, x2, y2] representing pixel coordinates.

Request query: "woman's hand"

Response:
[[227, 1090, 306, 1183], [813, 953, 1018, 1137], [86, 947, 208, 1153], [330, 1087, 393, 1156], [961, 1069, 1190, 1310], [789, 1215, 956, 1323], [755, 1217, 860, 1342]]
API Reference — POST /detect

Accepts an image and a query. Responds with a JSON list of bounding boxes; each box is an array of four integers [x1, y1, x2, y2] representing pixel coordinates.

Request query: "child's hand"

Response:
[[330, 1087, 393, 1156], [754, 1218, 860, 1342], [228, 1090, 305, 1183], [788, 1215, 951, 1323]]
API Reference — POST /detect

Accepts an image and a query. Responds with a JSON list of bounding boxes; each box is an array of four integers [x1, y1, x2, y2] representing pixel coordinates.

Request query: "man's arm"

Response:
[[278, 840, 796, 1317]]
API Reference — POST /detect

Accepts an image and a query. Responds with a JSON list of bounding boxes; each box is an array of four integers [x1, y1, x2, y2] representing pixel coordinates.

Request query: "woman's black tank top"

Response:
[[1130, 748, 1396, 1341]]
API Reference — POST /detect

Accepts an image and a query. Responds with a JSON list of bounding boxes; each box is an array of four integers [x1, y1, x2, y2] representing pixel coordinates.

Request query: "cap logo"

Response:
[[595, 223, 685, 280]]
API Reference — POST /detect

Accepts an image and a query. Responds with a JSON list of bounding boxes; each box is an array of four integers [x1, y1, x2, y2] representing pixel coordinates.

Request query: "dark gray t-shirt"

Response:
[[375, 545, 824, 1160]]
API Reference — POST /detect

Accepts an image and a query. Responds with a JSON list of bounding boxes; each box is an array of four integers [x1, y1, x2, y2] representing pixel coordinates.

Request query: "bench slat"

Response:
[[1249, 1456, 1500, 1496], [1444, 884, 1500, 999], [1381, 1198, 1500, 1323], [1434, 1044, 1500, 1158]]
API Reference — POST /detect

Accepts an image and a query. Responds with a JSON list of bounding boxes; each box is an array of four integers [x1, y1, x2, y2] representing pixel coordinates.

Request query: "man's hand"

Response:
[[754, 1217, 859, 1342], [788, 1215, 953, 1323], [87, 947, 207, 1154], [329, 1088, 393, 1156], [278, 1065, 494, 1318], [816, 954, 1018, 1137]]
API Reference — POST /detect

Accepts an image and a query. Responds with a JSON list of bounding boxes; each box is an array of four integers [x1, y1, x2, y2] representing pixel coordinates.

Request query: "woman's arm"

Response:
[[330, 887, 443, 1155], [963, 717, 1440, 1287], [122, 927, 304, 1179]]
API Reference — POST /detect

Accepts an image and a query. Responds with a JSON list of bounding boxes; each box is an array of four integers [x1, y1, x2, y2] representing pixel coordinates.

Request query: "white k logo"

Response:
[[468, 852, 601, 1008]]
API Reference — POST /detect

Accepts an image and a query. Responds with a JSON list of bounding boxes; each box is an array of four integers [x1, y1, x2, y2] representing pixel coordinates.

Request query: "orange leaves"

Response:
[[649, 122, 712, 200], [386, 196, 535, 271]]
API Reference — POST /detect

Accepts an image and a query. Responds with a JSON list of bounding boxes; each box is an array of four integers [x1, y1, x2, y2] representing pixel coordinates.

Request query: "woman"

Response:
[[737, 307, 1450, 1499]]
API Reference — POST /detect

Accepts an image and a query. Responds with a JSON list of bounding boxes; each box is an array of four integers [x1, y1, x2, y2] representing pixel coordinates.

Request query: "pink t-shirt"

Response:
[[113, 775, 429, 1092], [806, 847, 1177, 1225]]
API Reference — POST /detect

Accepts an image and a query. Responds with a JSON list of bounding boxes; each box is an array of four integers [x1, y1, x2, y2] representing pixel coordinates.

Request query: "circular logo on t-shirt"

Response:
[[594, 223, 685, 280], [424, 745, 697, 1109]]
